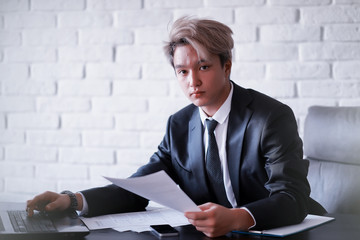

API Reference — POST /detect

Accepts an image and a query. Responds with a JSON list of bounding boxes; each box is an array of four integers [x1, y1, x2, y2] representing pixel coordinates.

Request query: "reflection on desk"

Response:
[[85, 214, 360, 240]]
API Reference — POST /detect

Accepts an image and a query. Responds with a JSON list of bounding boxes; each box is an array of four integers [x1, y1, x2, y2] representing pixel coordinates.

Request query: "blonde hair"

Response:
[[164, 16, 234, 68]]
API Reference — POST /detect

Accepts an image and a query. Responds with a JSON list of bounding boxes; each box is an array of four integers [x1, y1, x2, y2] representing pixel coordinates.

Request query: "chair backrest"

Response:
[[304, 106, 360, 215]]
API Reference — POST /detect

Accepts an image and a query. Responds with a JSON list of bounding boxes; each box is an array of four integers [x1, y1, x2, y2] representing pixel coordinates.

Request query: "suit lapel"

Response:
[[227, 83, 254, 205]]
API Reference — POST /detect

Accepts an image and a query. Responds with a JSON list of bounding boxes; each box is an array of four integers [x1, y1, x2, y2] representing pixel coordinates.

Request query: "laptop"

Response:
[[0, 202, 90, 239]]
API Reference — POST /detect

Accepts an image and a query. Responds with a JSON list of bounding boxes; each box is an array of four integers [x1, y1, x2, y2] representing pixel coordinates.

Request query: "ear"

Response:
[[224, 60, 232, 79]]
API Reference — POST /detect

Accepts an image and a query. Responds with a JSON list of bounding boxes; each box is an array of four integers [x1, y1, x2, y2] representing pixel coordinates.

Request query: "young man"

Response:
[[27, 17, 324, 237]]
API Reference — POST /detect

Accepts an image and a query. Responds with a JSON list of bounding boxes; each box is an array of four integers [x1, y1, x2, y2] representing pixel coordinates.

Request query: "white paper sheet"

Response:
[[234, 214, 335, 237], [80, 206, 190, 233], [104, 170, 201, 213]]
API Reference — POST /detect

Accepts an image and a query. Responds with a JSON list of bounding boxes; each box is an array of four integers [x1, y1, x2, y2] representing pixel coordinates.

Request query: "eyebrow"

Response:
[[174, 59, 210, 69]]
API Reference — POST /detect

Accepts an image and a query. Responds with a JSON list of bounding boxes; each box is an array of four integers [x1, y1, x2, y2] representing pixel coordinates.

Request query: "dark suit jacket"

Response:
[[82, 82, 325, 230]]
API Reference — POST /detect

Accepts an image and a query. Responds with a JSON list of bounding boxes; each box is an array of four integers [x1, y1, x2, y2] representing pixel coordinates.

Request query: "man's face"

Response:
[[173, 44, 231, 117]]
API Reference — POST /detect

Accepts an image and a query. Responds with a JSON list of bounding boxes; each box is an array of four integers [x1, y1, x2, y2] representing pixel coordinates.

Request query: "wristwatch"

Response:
[[60, 190, 78, 211]]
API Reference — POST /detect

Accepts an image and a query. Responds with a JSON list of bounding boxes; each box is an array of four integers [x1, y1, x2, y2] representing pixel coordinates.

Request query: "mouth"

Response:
[[190, 91, 205, 97]]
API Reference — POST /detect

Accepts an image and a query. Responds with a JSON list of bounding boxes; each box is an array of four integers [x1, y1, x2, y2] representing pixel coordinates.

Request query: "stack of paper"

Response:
[[80, 206, 189, 233]]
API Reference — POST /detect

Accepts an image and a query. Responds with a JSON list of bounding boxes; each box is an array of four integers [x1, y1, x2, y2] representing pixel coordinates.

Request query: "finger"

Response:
[[26, 192, 56, 216], [184, 210, 208, 220], [198, 202, 214, 211]]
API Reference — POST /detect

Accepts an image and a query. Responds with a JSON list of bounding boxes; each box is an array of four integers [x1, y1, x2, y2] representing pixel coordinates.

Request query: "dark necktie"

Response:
[[205, 119, 231, 207]]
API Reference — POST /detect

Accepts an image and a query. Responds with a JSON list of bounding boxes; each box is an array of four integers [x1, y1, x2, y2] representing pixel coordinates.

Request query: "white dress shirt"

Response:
[[199, 82, 256, 227]]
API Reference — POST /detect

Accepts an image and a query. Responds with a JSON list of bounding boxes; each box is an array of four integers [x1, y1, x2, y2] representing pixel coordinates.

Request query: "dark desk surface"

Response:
[[85, 213, 360, 240]]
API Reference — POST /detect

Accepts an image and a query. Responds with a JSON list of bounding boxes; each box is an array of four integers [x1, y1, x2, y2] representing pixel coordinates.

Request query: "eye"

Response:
[[200, 65, 209, 71], [177, 69, 187, 75]]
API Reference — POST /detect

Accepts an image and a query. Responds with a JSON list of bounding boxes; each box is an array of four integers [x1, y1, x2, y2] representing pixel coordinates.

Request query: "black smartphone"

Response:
[[150, 224, 179, 237]]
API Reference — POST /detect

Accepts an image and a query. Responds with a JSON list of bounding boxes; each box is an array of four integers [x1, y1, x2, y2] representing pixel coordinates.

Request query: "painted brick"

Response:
[[115, 10, 172, 27], [79, 29, 133, 45], [267, 62, 330, 80], [269, 0, 331, 5], [7, 113, 59, 129], [281, 98, 336, 116], [87, 0, 142, 10], [0, 0, 29, 11], [23, 29, 77, 46], [58, 12, 113, 28], [113, 81, 169, 97], [82, 131, 140, 148], [174, 9, 234, 25], [5, 13, 56, 28], [145, 0, 203, 8], [0, 64, 28, 80], [59, 148, 115, 164], [333, 61, 360, 79], [27, 130, 81, 146], [0, 96, 35, 112], [0, 30, 21, 46], [31, 63, 84, 79], [116, 149, 153, 166], [0, 114, 5, 129], [324, 24, 360, 41], [36, 164, 88, 179], [205, 0, 265, 7], [142, 63, 174, 80], [301, 6, 360, 24], [232, 25, 257, 42], [231, 63, 265, 80], [0, 162, 33, 178], [92, 95, 148, 112], [5, 47, 56, 62], [58, 81, 111, 96], [86, 63, 140, 79], [298, 81, 344, 98], [31, 0, 85, 10], [6, 145, 58, 162], [6, 178, 56, 194], [340, 99, 360, 106], [300, 43, 360, 60], [236, 43, 298, 61], [140, 132, 164, 149], [59, 46, 113, 62], [58, 180, 99, 193], [148, 98, 189, 114], [0, 130, 24, 144], [3, 80, 56, 95], [235, 7, 299, 24], [241, 80, 296, 98], [62, 113, 114, 129], [135, 27, 168, 44], [37, 97, 91, 112], [115, 113, 168, 131], [116, 45, 167, 63], [261, 25, 321, 42]]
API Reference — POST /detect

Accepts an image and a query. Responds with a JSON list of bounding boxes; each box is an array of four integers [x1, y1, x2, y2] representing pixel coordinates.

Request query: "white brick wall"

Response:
[[0, 0, 359, 202]]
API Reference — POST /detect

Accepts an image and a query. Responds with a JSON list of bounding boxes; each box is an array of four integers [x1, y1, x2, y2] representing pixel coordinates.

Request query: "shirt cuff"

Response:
[[77, 192, 89, 216], [240, 207, 256, 229]]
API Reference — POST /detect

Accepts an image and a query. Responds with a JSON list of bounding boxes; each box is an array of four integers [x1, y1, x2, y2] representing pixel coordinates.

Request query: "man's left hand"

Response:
[[184, 202, 254, 238]]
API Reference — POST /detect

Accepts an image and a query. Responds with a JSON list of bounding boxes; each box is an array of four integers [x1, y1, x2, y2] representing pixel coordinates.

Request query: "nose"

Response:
[[189, 71, 201, 87]]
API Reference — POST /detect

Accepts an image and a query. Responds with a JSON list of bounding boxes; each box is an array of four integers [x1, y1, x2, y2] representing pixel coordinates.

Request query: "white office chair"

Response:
[[304, 106, 360, 215]]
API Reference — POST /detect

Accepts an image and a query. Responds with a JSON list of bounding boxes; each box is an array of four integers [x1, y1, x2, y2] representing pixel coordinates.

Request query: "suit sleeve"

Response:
[[243, 104, 310, 230]]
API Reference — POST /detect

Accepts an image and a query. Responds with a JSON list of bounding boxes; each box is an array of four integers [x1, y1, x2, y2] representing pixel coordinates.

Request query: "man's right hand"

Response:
[[26, 191, 82, 217]]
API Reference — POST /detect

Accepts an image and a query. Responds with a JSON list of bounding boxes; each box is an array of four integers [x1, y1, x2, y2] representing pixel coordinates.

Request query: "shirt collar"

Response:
[[199, 82, 233, 126]]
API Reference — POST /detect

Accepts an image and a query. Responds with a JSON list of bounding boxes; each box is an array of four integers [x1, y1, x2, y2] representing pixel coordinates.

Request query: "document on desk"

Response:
[[233, 214, 335, 237], [104, 170, 201, 213], [80, 206, 190, 232]]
